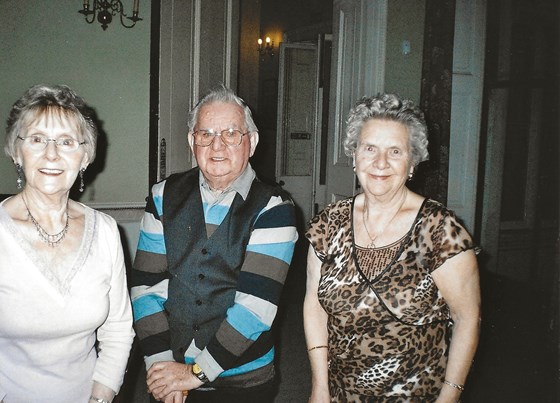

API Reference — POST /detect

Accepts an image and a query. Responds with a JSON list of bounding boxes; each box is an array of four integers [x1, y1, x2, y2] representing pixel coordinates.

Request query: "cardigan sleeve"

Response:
[[194, 195, 298, 381], [130, 181, 175, 368]]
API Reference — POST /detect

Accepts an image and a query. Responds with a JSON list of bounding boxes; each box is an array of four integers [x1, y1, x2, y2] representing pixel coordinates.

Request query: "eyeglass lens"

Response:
[[19, 135, 83, 152], [193, 129, 246, 146]]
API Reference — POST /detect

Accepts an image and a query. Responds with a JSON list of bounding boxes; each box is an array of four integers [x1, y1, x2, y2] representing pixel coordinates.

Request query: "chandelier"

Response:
[[78, 0, 142, 30]]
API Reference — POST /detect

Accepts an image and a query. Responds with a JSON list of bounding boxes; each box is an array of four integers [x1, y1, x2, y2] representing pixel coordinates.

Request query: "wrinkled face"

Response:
[[354, 119, 413, 199], [189, 102, 258, 190], [16, 112, 88, 197]]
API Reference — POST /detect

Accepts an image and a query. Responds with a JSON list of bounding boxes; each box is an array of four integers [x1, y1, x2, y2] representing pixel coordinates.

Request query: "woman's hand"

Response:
[[147, 362, 203, 401], [304, 248, 331, 403], [90, 381, 116, 403], [308, 385, 331, 403], [432, 249, 481, 403]]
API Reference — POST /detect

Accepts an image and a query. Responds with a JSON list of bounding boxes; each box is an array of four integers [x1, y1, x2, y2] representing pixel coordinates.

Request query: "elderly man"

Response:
[[131, 86, 298, 403]]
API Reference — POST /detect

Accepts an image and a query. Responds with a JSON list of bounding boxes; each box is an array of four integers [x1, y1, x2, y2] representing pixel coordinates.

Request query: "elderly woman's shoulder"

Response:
[[323, 196, 353, 214], [309, 197, 353, 224], [421, 199, 470, 230], [423, 198, 457, 216], [74, 201, 118, 227]]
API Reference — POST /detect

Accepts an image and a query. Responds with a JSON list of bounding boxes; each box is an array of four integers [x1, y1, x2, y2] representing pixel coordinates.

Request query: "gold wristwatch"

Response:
[[192, 363, 210, 383]]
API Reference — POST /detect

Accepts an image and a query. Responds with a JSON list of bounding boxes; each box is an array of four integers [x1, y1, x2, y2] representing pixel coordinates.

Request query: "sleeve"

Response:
[[305, 203, 333, 262], [195, 195, 298, 381], [92, 217, 135, 394], [430, 207, 475, 272], [129, 181, 175, 368]]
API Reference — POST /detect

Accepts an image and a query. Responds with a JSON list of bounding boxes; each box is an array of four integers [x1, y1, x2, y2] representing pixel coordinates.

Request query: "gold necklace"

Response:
[[22, 195, 69, 247], [362, 191, 407, 249]]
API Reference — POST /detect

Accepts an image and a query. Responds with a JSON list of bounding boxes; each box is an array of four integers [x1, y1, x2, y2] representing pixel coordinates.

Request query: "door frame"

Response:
[[275, 41, 322, 228]]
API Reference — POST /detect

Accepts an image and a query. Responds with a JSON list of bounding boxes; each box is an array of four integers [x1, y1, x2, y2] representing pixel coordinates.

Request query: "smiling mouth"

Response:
[[39, 168, 63, 175]]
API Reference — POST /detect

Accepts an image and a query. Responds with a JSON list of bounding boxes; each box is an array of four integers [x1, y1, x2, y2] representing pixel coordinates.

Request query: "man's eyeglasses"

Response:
[[192, 129, 250, 147], [17, 135, 86, 153]]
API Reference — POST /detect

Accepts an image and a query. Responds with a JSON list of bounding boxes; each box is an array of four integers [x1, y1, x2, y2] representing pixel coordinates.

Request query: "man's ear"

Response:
[[187, 131, 195, 152], [249, 131, 259, 157]]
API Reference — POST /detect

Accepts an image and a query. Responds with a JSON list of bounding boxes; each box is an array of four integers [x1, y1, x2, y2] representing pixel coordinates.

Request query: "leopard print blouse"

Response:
[[306, 197, 474, 402]]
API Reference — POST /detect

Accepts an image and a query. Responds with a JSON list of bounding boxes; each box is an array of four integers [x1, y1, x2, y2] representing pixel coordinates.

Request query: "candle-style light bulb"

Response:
[[265, 37, 271, 44]]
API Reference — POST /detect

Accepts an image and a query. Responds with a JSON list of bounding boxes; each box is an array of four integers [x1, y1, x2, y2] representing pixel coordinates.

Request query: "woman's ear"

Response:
[[81, 151, 90, 170]]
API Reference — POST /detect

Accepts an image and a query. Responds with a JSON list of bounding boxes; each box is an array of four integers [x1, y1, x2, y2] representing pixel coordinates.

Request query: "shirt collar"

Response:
[[199, 163, 256, 200]]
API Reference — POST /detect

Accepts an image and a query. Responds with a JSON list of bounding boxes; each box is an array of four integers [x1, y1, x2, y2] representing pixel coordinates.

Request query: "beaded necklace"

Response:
[[22, 195, 69, 247]]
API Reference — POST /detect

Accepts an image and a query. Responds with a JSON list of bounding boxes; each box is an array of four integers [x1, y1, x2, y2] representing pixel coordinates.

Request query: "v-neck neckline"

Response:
[[0, 199, 96, 296], [350, 196, 428, 284]]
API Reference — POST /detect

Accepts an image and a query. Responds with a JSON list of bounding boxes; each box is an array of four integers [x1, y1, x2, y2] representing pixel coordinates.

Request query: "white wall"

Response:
[[0, 0, 151, 206]]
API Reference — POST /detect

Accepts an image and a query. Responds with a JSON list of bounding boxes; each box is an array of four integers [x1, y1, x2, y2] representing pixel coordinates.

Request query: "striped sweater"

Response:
[[130, 166, 298, 386]]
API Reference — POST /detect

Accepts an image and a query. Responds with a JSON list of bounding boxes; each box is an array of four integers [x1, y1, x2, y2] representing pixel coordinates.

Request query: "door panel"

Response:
[[479, 0, 558, 279], [448, 0, 486, 232], [326, 0, 387, 203], [276, 43, 320, 228]]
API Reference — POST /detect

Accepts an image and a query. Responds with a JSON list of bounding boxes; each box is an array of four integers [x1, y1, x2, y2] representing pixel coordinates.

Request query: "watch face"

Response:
[[192, 363, 209, 382]]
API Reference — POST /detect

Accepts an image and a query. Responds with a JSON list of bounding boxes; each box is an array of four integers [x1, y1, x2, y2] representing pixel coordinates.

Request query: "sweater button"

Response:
[[198, 273, 205, 280], [196, 300, 202, 306], [201, 248, 208, 255], [193, 324, 200, 331]]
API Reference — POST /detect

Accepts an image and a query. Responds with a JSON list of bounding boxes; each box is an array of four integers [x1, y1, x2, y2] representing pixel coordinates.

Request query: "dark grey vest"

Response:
[[162, 168, 281, 364]]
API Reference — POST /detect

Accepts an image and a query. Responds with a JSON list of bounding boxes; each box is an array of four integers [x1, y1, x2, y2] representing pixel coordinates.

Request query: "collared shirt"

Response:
[[199, 162, 256, 202]]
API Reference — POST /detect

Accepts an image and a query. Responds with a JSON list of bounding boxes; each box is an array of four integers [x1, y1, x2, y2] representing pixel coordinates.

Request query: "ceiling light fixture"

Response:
[[79, 0, 142, 30]]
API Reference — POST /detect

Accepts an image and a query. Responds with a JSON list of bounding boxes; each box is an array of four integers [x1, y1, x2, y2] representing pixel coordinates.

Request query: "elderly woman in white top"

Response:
[[0, 84, 134, 403]]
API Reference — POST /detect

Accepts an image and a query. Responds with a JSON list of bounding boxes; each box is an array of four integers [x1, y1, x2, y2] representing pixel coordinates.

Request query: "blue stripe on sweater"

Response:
[[184, 348, 275, 377], [246, 241, 295, 265], [132, 294, 167, 321], [153, 195, 164, 217], [220, 348, 275, 376], [203, 202, 229, 226], [226, 303, 270, 340], [137, 230, 166, 254]]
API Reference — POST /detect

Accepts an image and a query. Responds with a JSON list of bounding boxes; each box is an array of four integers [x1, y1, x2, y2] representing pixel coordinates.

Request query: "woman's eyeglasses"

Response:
[[17, 135, 86, 153]]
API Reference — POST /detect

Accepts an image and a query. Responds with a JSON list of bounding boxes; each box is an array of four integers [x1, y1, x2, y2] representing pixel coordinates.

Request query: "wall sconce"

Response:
[[257, 37, 275, 58], [79, 0, 142, 30]]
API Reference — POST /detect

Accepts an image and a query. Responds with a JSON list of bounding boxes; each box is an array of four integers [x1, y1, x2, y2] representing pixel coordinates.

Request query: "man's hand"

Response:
[[147, 362, 204, 401], [163, 390, 187, 403]]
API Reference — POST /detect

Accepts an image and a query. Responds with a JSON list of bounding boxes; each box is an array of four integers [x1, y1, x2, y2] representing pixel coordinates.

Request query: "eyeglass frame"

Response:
[[192, 128, 252, 147], [17, 134, 86, 153]]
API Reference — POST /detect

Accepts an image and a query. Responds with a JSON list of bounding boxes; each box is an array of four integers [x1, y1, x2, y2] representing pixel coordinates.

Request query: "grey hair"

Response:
[[4, 84, 98, 163], [343, 93, 429, 166], [187, 84, 258, 134]]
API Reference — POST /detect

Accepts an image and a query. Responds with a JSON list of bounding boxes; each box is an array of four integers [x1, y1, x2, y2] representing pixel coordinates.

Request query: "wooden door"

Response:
[[276, 42, 321, 229], [325, 0, 388, 203]]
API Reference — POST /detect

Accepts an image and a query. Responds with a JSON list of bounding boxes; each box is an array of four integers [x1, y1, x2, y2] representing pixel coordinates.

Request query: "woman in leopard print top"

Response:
[[303, 93, 480, 402]]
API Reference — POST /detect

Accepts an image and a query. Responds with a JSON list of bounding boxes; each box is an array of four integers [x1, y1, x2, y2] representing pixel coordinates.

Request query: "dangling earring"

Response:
[[79, 168, 86, 192], [15, 163, 24, 189], [408, 172, 413, 181]]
